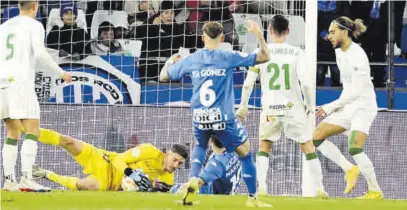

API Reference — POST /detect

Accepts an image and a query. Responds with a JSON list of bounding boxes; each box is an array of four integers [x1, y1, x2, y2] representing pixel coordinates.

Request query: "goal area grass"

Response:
[[2, 191, 407, 210]]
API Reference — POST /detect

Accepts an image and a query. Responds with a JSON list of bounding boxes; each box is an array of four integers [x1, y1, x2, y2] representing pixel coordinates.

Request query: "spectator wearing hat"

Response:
[[90, 21, 123, 55], [46, 3, 88, 59]]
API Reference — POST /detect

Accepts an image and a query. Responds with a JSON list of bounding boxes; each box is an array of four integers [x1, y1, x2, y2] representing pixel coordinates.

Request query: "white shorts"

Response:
[[259, 110, 312, 143], [322, 106, 377, 136], [0, 84, 40, 120]]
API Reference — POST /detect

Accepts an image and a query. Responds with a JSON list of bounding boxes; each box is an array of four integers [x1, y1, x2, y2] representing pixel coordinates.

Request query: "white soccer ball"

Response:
[[121, 176, 139, 192]]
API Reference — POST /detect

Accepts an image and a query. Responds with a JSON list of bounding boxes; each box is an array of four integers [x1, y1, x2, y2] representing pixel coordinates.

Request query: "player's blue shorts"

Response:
[[193, 118, 248, 152]]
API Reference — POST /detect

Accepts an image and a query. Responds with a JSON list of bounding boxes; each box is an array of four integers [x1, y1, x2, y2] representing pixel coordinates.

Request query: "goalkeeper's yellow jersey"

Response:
[[110, 143, 174, 191]]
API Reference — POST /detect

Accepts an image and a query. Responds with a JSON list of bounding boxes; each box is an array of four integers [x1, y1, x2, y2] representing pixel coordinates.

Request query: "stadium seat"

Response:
[[91, 10, 128, 40], [262, 15, 306, 49], [232, 13, 264, 53], [46, 8, 87, 35], [1, 7, 41, 23], [117, 39, 142, 58]]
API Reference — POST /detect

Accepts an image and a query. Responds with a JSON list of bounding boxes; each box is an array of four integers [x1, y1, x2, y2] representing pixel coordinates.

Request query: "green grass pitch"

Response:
[[1, 191, 407, 210]]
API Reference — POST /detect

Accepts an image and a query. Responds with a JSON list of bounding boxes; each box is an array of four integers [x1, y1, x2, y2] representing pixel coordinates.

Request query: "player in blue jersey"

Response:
[[170, 136, 242, 195], [160, 21, 271, 207]]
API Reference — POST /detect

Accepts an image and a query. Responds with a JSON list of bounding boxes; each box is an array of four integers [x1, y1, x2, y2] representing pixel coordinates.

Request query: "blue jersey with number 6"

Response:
[[199, 152, 242, 195], [168, 49, 256, 124]]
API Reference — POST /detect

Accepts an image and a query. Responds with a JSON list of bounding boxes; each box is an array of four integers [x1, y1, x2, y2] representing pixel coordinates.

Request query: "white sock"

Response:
[[20, 139, 38, 179], [317, 140, 353, 172], [2, 143, 18, 182], [256, 155, 269, 189], [352, 152, 382, 192], [307, 158, 325, 192]]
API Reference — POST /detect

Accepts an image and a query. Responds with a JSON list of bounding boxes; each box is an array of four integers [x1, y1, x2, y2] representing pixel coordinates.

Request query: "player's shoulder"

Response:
[[350, 42, 367, 57], [207, 156, 223, 168], [137, 143, 163, 156], [138, 143, 160, 151]]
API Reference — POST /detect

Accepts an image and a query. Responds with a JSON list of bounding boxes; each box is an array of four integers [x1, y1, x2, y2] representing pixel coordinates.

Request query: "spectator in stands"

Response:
[[186, 0, 239, 50], [91, 21, 123, 55], [125, 0, 160, 27], [46, 3, 88, 59], [135, 1, 201, 82], [236, 0, 287, 15], [351, 1, 387, 87], [316, 1, 350, 87]]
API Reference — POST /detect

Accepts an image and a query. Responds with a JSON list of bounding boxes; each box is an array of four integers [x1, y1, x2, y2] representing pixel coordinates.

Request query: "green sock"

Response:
[[6, 137, 18, 145], [305, 152, 318, 160]]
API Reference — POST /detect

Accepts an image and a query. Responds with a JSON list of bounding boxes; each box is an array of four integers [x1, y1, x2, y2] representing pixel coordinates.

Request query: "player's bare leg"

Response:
[[300, 140, 328, 199], [18, 119, 50, 191], [33, 165, 100, 191], [313, 122, 359, 193], [349, 131, 383, 200], [256, 140, 272, 196], [2, 119, 21, 191], [236, 141, 272, 207]]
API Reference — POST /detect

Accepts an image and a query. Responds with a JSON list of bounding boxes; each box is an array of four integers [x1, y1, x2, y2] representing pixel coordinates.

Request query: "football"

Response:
[[121, 176, 139, 192]]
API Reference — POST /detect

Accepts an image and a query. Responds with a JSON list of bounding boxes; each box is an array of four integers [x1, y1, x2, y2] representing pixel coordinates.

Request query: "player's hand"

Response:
[[61, 72, 72, 83], [316, 107, 328, 119], [245, 20, 262, 36], [169, 54, 182, 63], [124, 168, 153, 192], [304, 105, 314, 117], [151, 181, 172, 192], [236, 106, 248, 122]]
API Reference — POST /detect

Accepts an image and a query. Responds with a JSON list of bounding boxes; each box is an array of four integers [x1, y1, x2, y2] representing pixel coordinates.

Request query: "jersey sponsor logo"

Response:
[[195, 122, 226, 131], [193, 107, 223, 123], [268, 102, 294, 110], [192, 69, 226, 78]]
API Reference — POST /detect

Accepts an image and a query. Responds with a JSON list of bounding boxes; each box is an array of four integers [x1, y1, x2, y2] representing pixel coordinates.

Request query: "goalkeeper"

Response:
[[32, 129, 188, 192], [171, 136, 241, 196]]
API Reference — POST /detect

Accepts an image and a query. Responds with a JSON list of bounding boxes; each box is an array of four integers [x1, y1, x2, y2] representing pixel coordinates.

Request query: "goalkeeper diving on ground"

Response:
[[30, 128, 188, 192]]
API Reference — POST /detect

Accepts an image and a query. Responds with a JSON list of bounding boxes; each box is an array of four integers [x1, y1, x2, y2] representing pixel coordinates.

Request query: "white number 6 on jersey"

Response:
[[200, 80, 216, 107]]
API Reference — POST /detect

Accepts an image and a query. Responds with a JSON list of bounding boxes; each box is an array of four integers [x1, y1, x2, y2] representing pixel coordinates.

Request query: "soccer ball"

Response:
[[121, 176, 139, 192]]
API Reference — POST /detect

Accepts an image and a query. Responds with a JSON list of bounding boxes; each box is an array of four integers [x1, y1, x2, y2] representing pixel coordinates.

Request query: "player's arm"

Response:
[[246, 20, 269, 64], [197, 159, 225, 186], [322, 62, 370, 115], [297, 53, 314, 114], [237, 67, 259, 120], [159, 54, 185, 82], [31, 23, 72, 82]]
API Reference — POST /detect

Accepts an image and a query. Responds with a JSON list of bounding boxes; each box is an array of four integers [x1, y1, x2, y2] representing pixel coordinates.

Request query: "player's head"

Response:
[[202, 22, 225, 48], [328, 16, 367, 49], [164, 144, 189, 173], [209, 136, 224, 151], [269, 15, 289, 42], [18, 0, 39, 18]]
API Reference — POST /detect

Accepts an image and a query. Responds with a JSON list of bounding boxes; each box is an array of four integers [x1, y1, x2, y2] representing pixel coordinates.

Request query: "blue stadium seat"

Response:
[[1, 7, 41, 23]]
